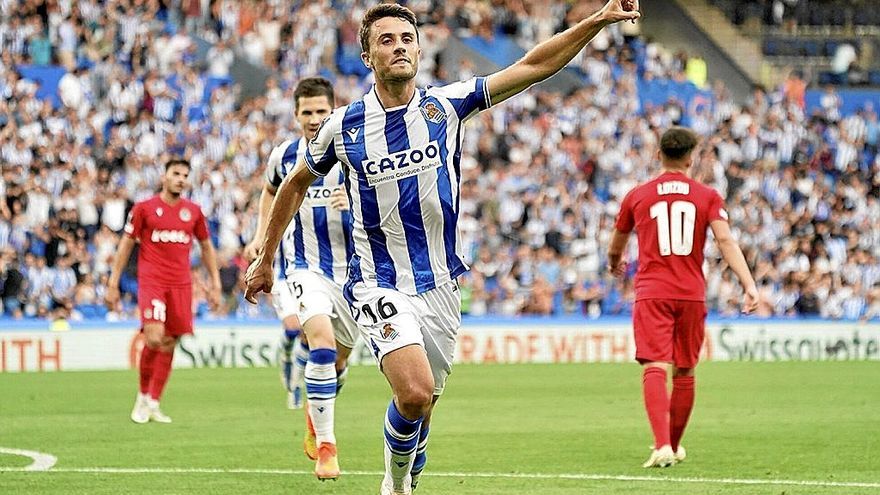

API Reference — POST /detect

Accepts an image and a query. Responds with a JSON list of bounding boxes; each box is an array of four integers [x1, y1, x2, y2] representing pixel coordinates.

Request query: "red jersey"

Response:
[[124, 195, 209, 287], [615, 172, 727, 301]]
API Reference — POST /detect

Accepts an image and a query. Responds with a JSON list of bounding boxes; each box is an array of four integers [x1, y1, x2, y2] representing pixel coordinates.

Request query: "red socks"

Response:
[[139, 346, 158, 394], [148, 349, 175, 401], [642, 367, 671, 449], [670, 376, 696, 451]]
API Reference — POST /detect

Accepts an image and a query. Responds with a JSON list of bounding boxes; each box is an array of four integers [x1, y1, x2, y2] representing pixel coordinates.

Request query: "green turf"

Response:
[[0, 362, 878, 494]]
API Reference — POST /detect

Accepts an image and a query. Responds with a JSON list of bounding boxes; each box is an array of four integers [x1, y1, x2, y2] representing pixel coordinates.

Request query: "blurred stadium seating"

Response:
[[710, 0, 880, 87], [0, 0, 878, 324]]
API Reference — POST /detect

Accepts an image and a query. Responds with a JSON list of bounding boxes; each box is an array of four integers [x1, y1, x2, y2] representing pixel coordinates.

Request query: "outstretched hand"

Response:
[[330, 187, 349, 211], [608, 259, 627, 278], [742, 285, 759, 315], [601, 0, 641, 24], [242, 241, 261, 263], [244, 257, 274, 304]]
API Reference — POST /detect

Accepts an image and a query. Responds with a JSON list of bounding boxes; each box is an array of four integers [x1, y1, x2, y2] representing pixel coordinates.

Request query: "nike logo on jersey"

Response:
[[346, 127, 360, 141]]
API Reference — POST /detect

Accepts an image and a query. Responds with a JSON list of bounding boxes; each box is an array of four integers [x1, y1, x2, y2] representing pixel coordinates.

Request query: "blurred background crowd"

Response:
[[1, 0, 878, 322]]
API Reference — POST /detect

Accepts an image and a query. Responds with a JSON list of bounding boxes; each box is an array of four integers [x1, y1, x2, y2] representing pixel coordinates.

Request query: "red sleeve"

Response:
[[193, 206, 209, 241], [615, 191, 635, 233], [707, 191, 728, 223], [123, 203, 142, 239]]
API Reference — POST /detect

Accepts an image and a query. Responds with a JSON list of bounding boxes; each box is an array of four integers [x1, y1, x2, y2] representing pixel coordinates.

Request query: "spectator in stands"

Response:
[[0, 250, 25, 319]]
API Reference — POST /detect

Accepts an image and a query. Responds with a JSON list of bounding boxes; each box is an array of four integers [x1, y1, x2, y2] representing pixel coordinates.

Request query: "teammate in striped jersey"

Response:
[[244, 78, 357, 481], [246, 3, 641, 493]]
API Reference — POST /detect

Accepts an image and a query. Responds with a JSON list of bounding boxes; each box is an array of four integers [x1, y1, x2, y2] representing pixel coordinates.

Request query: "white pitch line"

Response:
[[0, 447, 57, 471], [0, 466, 877, 489]]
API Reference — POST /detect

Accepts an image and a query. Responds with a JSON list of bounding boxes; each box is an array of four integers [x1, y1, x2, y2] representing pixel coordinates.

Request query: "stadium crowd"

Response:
[[0, 0, 878, 322]]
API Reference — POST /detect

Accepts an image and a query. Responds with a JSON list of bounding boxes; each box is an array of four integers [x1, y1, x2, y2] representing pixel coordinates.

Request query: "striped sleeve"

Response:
[[305, 108, 345, 177], [428, 77, 491, 121], [265, 140, 293, 189]]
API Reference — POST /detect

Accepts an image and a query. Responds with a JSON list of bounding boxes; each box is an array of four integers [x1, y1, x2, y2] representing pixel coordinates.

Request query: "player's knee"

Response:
[[673, 367, 695, 377], [159, 337, 177, 353], [144, 333, 163, 349], [397, 383, 433, 417]]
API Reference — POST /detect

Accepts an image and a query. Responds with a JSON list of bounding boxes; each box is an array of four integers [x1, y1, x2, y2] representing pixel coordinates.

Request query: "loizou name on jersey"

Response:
[[363, 141, 442, 187]]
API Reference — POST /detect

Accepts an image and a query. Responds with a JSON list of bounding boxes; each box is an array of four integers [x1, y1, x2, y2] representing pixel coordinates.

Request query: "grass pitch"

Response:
[[1, 361, 878, 494]]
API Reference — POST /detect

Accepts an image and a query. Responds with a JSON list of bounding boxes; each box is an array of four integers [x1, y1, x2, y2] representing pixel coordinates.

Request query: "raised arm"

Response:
[[486, 0, 639, 105], [244, 158, 318, 303], [710, 220, 759, 313]]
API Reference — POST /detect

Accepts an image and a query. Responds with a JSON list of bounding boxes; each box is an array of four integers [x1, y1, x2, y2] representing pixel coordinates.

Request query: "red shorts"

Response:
[[633, 299, 707, 368], [137, 285, 193, 337]]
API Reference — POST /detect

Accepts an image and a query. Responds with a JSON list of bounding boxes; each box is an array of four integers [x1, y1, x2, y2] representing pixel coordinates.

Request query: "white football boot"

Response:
[[674, 445, 687, 463], [130, 392, 150, 424], [642, 445, 675, 468], [147, 399, 172, 423]]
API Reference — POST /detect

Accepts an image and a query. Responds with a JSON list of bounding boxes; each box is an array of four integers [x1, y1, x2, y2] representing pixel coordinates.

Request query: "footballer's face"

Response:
[[362, 17, 420, 84], [163, 164, 190, 197], [296, 95, 333, 141]]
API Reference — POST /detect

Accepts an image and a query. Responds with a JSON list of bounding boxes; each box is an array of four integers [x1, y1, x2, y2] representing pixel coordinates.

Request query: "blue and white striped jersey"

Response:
[[267, 137, 352, 285], [304, 77, 492, 296]]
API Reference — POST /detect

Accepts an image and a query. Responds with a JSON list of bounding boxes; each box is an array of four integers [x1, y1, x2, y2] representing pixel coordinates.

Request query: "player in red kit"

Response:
[[608, 127, 759, 468], [106, 158, 221, 424]]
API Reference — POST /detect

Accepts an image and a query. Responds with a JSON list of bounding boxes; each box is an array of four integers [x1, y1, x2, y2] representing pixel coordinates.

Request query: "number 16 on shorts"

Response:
[[349, 288, 422, 361]]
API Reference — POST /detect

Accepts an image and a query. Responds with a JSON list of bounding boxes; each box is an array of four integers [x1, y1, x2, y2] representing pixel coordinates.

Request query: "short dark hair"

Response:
[[659, 127, 698, 160], [165, 158, 191, 171], [293, 77, 335, 109], [359, 3, 419, 53]]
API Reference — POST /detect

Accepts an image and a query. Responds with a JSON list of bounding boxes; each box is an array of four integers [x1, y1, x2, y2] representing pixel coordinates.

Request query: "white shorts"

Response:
[[271, 278, 299, 321], [286, 269, 359, 349], [349, 281, 461, 395]]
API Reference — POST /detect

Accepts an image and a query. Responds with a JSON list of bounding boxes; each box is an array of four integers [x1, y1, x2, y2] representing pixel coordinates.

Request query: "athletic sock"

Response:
[[336, 365, 348, 393], [642, 366, 671, 449], [410, 426, 430, 490], [148, 349, 174, 401], [139, 346, 159, 395], [291, 338, 309, 392], [279, 328, 299, 390], [383, 400, 422, 492], [305, 348, 337, 445], [669, 375, 696, 451]]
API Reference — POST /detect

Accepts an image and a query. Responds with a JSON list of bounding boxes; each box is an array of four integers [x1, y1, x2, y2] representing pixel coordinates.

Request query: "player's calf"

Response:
[[410, 426, 430, 491], [383, 400, 422, 494]]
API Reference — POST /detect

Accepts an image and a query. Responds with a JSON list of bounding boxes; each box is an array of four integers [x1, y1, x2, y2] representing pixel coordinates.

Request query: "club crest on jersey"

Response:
[[381, 323, 398, 340], [179, 208, 192, 222], [156, 207, 163, 217], [420, 102, 446, 124]]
